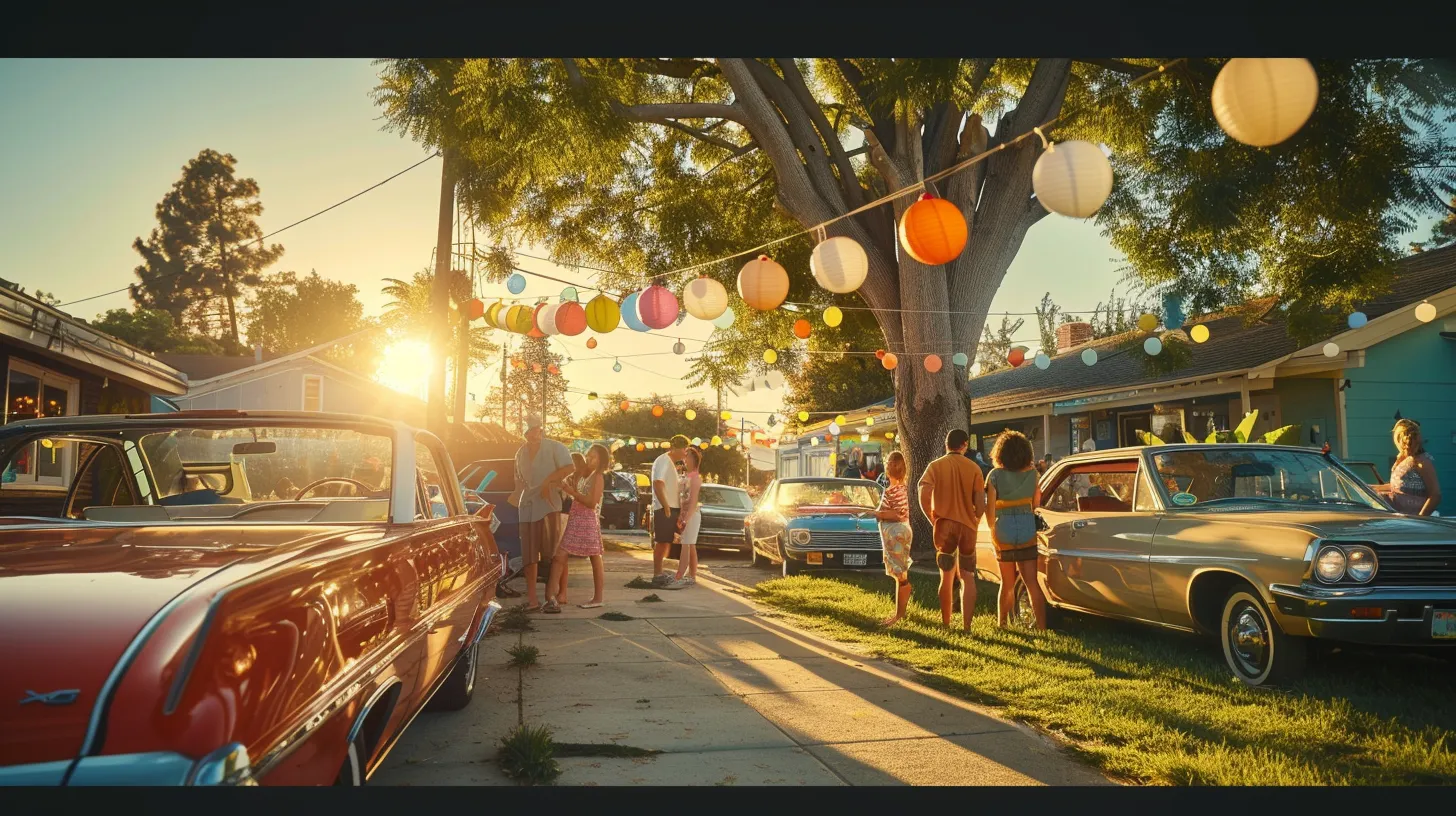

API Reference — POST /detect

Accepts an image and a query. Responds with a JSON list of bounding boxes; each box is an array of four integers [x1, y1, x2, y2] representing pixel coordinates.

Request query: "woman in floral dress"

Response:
[[1386, 419, 1442, 516], [544, 443, 610, 612]]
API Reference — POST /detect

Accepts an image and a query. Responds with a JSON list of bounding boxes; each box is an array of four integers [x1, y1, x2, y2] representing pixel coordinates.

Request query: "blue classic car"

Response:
[[747, 477, 884, 576]]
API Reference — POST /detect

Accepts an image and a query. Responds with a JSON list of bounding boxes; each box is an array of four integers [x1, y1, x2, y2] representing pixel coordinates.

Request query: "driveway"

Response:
[[372, 541, 1111, 786]]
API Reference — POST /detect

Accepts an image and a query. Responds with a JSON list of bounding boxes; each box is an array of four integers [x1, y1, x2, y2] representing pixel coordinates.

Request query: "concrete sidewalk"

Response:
[[372, 546, 1112, 786]]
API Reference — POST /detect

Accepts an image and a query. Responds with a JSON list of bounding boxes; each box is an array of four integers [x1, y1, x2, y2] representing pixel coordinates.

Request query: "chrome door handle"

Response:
[[1073, 520, 1089, 529]]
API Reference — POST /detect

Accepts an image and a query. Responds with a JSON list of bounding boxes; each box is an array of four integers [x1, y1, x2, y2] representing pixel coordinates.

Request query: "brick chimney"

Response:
[[1056, 322, 1093, 354]]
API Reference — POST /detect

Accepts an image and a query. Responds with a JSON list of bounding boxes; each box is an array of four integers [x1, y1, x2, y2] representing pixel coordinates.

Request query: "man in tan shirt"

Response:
[[918, 428, 987, 629]]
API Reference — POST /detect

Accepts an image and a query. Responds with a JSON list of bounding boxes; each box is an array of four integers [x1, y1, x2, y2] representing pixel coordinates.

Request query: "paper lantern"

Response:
[[1007, 348, 1025, 368], [628, 438, 637, 445], [554, 301, 587, 336], [823, 306, 843, 328], [638, 283, 679, 330], [810, 437, 820, 446], [538, 303, 562, 336], [587, 392, 598, 400], [612, 360, 623, 373], [585, 294, 621, 333], [506, 273, 527, 294], [547, 364, 560, 375], [1161, 293, 1186, 329], [1348, 312, 1368, 329], [737, 255, 790, 311], [793, 319, 811, 339], [1034, 352, 1051, 370], [620, 291, 649, 332], [924, 354, 943, 373], [1323, 342, 1340, 357], [485, 301, 503, 328], [1032, 140, 1114, 218], [700, 442, 709, 450], [1416, 302, 1438, 323], [1211, 58, 1319, 147], [810, 236, 869, 293], [692, 437, 702, 446], [673, 339, 686, 355], [711, 435, 722, 446], [652, 405, 664, 417], [1137, 313, 1159, 333], [683, 277, 728, 320], [828, 422, 841, 436], [898, 194, 967, 265], [619, 400, 630, 411], [1081, 348, 1098, 366], [764, 348, 778, 364], [875, 349, 886, 360], [636, 443, 645, 452], [952, 352, 969, 367], [885, 432, 895, 441], [531, 363, 542, 373], [467, 298, 485, 321], [561, 286, 578, 303], [528, 304, 548, 338], [860, 433, 870, 442], [720, 411, 732, 421], [797, 410, 809, 422], [1190, 324, 1210, 343], [712, 307, 736, 329], [685, 409, 697, 420], [866, 416, 875, 427], [882, 352, 898, 370], [585, 336, 598, 349], [1144, 337, 1163, 356], [506, 304, 533, 334]]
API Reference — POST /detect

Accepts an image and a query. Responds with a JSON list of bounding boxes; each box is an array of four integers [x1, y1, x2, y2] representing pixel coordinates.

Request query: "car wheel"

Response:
[[426, 641, 479, 712], [335, 737, 364, 786], [1012, 576, 1061, 629], [1220, 588, 1306, 687]]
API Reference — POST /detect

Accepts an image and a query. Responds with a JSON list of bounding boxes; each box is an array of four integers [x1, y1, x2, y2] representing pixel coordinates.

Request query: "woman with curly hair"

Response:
[[985, 430, 1046, 629]]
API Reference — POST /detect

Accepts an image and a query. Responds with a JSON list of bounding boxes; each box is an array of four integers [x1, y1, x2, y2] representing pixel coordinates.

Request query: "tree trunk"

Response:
[[452, 309, 469, 425], [427, 149, 457, 436]]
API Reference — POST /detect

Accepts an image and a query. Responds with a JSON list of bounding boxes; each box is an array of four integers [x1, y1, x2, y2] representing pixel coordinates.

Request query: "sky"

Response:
[[0, 59, 1137, 433]]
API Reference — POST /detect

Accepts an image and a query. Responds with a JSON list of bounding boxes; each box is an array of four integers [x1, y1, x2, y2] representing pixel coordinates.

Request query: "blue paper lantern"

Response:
[[621, 291, 649, 332], [560, 286, 578, 302], [506, 273, 527, 294], [1161, 292, 1185, 329], [1081, 348, 1098, 366], [951, 352, 969, 367], [1348, 311, 1368, 329], [1144, 336, 1163, 356], [1034, 352, 1051, 370], [711, 307, 736, 329]]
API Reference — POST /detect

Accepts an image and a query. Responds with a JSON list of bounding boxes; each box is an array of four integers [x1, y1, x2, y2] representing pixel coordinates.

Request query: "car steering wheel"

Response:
[[294, 477, 375, 500]]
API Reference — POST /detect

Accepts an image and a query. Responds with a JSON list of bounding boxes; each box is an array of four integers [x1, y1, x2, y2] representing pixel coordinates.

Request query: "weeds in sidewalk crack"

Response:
[[555, 743, 661, 759], [598, 611, 635, 621], [624, 576, 656, 589], [498, 725, 560, 785], [639, 593, 664, 603], [506, 643, 540, 668]]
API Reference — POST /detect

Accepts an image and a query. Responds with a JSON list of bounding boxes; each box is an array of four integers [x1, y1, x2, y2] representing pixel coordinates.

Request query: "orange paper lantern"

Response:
[[585, 336, 598, 349], [898, 193, 967, 265], [547, 364, 560, 375], [737, 255, 790, 311], [1008, 348, 1025, 367], [924, 354, 943, 373], [882, 352, 899, 370], [875, 349, 886, 360], [467, 298, 485, 321], [554, 300, 587, 336], [793, 319, 811, 339], [528, 304, 547, 338], [652, 404, 664, 417], [619, 400, 630, 412]]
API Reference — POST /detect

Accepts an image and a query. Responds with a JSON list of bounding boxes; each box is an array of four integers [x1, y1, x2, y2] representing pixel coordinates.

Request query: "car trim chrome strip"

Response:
[[1049, 548, 1150, 563], [1148, 555, 1258, 564], [346, 678, 404, 746]]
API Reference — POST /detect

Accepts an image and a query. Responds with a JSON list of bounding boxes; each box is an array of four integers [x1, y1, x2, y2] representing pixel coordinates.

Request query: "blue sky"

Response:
[[0, 59, 1164, 424]]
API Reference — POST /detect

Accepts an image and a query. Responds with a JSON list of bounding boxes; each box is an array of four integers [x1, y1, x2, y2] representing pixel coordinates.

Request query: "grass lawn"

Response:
[[750, 570, 1456, 785]]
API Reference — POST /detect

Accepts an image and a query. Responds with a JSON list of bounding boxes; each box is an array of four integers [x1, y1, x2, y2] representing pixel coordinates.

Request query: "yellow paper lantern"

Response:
[[683, 276, 729, 320], [834, 415, 846, 426], [485, 301, 504, 329], [865, 416, 874, 427], [685, 408, 697, 420], [1415, 302, 1438, 323], [1190, 324, 1210, 343], [885, 432, 895, 440], [720, 411, 732, 421], [764, 348, 778, 364], [737, 255, 790, 311], [797, 410, 809, 422], [711, 435, 722, 446], [823, 306, 843, 328], [1136, 313, 1159, 333], [810, 236, 869, 293], [585, 294, 621, 333], [506, 304, 533, 334], [1211, 58, 1319, 147], [1032, 140, 1114, 219], [897, 194, 967, 265], [700, 442, 709, 450]]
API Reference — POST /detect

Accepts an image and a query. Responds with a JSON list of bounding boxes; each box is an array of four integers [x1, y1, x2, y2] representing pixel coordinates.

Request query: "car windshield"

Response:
[[1344, 462, 1382, 484], [700, 486, 752, 510], [1149, 448, 1384, 511], [0, 423, 395, 524], [776, 481, 881, 510]]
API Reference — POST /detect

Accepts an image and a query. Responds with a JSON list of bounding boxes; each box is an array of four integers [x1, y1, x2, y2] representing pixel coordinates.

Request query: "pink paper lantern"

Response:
[[637, 283, 679, 330]]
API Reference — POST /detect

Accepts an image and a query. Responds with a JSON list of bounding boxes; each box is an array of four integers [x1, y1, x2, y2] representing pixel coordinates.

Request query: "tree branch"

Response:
[[1072, 58, 1151, 77], [622, 102, 749, 126], [628, 58, 720, 80], [775, 58, 867, 210], [743, 59, 848, 212], [634, 114, 747, 153], [833, 58, 896, 155]]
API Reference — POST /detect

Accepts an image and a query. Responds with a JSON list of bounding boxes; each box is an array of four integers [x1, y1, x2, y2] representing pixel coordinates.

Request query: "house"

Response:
[[776, 396, 895, 478], [965, 244, 1456, 514], [1, 279, 187, 503]]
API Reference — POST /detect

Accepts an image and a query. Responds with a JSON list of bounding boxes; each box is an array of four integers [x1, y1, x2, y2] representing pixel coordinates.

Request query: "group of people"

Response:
[[512, 416, 609, 613], [648, 435, 705, 589]]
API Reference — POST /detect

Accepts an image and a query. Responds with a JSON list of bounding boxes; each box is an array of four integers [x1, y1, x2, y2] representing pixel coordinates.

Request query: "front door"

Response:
[[1120, 413, 1152, 446]]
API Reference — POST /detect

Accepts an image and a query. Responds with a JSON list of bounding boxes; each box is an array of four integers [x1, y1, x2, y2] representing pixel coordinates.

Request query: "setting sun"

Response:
[[374, 339, 432, 400]]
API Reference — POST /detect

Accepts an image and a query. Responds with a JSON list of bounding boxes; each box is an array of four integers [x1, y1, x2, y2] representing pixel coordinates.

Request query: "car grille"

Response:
[[702, 517, 745, 532], [804, 530, 880, 549], [1373, 544, 1456, 587]]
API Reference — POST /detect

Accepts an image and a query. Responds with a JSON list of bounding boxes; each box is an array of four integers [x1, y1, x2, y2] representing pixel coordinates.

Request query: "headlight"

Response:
[[1315, 546, 1346, 583], [1344, 545, 1377, 583], [789, 529, 811, 546]]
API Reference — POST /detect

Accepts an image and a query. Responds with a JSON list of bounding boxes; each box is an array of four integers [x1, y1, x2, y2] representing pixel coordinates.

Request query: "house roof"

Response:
[[156, 353, 277, 381], [968, 244, 1456, 415]]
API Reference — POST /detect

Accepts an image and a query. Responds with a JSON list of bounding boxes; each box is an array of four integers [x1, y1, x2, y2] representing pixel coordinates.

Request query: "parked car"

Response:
[[746, 477, 884, 577], [601, 471, 645, 530], [668, 483, 754, 559], [973, 443, 1456, 687], [457, 458, 520, 574], [0, 411, 503, 785]]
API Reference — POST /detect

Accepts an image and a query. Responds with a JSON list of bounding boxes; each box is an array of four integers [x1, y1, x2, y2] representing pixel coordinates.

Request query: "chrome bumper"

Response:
[[0, 742, 255, 786], [1270, 583, 1456, 644]]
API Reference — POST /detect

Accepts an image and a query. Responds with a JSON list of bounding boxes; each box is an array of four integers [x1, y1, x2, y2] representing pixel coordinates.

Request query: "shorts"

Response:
[[519, 514, 565, 564], [993, 513, 1036, 547], [879, 521, 913, 579], [680, 510, 702, 547], [653, 506, 679, 545], [933, 517, 977, 571]]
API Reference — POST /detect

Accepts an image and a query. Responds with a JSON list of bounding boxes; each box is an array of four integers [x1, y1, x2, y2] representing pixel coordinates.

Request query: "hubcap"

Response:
[[1228, 602, 1269, 677], [1014, 583, 1036, 628]]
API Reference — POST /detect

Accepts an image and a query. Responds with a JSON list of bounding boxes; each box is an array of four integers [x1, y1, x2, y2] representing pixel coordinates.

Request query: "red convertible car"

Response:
[[0, 411, 502, 785]]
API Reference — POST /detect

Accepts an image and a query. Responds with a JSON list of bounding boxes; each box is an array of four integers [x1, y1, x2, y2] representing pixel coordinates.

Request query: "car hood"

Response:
[[785, 512, 878, 532], [701, 504, 750, 517], [0, 524, 354, 767], [1184, 510, 1456, 543]]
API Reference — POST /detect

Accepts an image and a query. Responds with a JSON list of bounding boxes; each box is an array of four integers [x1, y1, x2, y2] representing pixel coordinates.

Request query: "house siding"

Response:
[[174, 360, 427, 426], [1270, 376, 1338, 449], [1343, 320, 1456, 514]]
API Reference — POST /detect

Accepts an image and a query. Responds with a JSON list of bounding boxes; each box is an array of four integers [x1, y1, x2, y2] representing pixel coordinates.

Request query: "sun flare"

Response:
[[374, 340, 432, 400]]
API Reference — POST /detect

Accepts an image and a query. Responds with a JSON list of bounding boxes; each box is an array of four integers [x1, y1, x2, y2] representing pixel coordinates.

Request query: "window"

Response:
[[65, 444, 137, 518], [700, 486, 753, 510], [1043, 461, 1138, 513], [416, 442, 452, 519], [302, 375, 324, 412], [3, 361, 79, 488], [1133, 468, 1160, 512]]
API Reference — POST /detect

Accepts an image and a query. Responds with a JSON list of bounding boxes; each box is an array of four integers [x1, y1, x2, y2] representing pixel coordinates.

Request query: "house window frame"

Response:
[[302, 374, 324, 412], [4, 358, 81, 490]]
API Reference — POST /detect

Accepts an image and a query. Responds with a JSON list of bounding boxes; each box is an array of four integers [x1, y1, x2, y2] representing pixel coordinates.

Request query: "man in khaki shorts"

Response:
[[918, 428, 986, 630], [514, 415, 575, 611]]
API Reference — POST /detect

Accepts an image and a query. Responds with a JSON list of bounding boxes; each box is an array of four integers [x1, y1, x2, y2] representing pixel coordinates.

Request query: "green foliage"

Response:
[[244, 271, 380, 375], [1116, 331, 1194, 378], [497, 725, 560, 785], [91, 307, 224, 355], [130, 149, 284, 346], [1034, 292, 1065, 355], [1232, 410, 1260, 443], [977, 316, 1024, 374], [1260, 424, 1304, 446], [1418, 197, 1456, 251], [505, 642, 539, 668], [479, 336, 569, 437], [576, 394, 747, 485], [782, 307, 892, 416], [1167, 411, 1303, 446]]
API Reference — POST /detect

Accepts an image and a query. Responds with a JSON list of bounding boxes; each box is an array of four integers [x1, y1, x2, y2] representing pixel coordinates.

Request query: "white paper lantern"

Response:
[[1415, 302, 1438, 323], [828, 422, 841, 436], [539, 303, 563, 336], [683, 276, 729, 320], [1211, 58, 1319, 147], [1032, 140, 1114, 218], [810, 236, 869, 294]]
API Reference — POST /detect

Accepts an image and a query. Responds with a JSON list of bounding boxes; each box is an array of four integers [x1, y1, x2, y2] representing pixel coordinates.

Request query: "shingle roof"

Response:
[[968, 244, 1456, 414]]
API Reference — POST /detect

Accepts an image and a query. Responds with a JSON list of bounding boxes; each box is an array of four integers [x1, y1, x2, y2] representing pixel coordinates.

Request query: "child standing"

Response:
[[875, 451, 913, 627], [545, 444, 610, 612], [985, 430, 1046, 630], [668, 447, 703, 589]]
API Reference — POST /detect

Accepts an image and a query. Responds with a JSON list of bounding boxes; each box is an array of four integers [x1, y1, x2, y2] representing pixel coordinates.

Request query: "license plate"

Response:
[[1434, 611, 1456, 639], [806, 552, 823, 565], [843, 553, 867, 567]]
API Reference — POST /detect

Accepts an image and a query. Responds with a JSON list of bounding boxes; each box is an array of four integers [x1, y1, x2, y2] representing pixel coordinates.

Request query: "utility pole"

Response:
[[741, 417, 749, 487], [426, 148, 457, 437], [500, 342, 508, 430], [452, 307, 469, 425]]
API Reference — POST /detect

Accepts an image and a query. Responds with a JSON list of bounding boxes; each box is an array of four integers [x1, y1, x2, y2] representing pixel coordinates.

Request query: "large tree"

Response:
[[131, 149, 284, 348], [577, 394, 749, 485], [245, 270, 381, 375], [91, 307, 225, 355], [479, 336, 570, 436], [780, 309, 894, 417], [376, 57, 1455, 551]]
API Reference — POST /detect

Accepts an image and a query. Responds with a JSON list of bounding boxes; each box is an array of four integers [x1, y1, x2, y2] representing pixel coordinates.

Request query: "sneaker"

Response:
[[651, 572, 673, 587], [666, 577, 693, 590]]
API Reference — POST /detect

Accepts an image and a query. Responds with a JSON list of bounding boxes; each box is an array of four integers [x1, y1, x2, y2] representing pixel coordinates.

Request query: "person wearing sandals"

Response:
[[984, 430, 1046, 630], [543, 443, 611, 612], [874, 451, 913, 627], [666, 447, 704, 589]]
